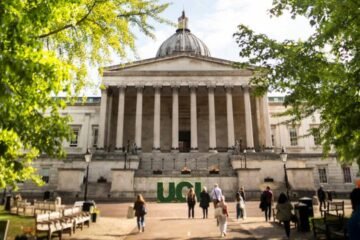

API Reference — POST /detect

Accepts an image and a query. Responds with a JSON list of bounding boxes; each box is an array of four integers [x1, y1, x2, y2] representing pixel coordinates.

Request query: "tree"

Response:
[[0, 0, 170, 188], [234, 0, 360, 165]]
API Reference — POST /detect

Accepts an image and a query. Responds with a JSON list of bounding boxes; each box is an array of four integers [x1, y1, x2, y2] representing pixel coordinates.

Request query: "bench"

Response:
[[35, 212, 73, 240], [62, 207, 91, 233], [321, 201, 344, 217], [0, 220, 9, 240], [312, 212, 347, 239]]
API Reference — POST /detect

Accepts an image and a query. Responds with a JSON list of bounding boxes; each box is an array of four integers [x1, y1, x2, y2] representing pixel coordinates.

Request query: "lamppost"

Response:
[[84, 148, 92, 202], [280, 147, 289, 199], [243, 149, 247, 168]]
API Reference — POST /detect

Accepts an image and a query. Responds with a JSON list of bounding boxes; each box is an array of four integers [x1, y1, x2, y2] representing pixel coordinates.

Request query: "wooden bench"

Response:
[[62, 207, 91, 233], [321, 201, 344, 217], [0, 220, 9, 240], [35, 212, 73, 240], [312, 212, 347, 239]]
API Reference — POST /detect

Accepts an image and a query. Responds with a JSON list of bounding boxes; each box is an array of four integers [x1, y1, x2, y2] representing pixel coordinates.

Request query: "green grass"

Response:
[[0, 206, 34, 239]]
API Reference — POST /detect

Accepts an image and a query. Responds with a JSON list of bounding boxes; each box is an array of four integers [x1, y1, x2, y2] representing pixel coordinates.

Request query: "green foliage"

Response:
[[234, 0, 360, 165], [0, 206, 36, 239], [0, 0, 170, 188]]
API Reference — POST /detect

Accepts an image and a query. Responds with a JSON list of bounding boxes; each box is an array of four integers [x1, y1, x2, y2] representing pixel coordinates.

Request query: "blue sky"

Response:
[[132, 0, 314, 61]]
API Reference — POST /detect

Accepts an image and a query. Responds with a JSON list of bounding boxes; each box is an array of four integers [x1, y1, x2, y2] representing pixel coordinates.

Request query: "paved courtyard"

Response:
[[63, 200, 352, 240]]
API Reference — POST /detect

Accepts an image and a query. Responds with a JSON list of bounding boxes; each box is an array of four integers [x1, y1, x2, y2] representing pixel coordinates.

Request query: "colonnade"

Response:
[[97, 85, 272, 152]]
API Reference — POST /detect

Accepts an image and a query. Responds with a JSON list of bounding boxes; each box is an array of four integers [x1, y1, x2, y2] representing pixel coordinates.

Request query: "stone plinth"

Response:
[[287, 167, 315, 191], [111, 169, 135, 192], [235, 168, 261, 190], [57, 168, 85, 191]]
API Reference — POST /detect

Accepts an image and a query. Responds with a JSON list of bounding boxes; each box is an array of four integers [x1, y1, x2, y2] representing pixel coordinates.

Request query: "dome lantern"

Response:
[[156, 11, 210, 58]]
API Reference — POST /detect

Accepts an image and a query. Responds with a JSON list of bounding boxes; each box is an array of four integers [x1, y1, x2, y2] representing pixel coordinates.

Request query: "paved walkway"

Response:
[[63, 201, 352, 240]]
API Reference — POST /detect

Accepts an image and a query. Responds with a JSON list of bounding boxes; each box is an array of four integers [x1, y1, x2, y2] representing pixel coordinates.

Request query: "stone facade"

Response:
[[16, 12, 359, 201]]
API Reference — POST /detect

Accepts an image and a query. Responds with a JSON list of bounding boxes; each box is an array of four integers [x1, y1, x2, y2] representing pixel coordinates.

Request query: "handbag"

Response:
[[214, 207, 222, 217]]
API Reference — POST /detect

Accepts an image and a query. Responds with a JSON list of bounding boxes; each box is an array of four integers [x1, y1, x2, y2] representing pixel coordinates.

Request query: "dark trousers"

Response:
[[236, 203, 244, 219], [264, 204, 271, 221], [319, 200, 326, 215], [188, 204, 195, 218], [137, 215, 145, 230], [202, 207, 208, 218], [283, 220, 290, 237]]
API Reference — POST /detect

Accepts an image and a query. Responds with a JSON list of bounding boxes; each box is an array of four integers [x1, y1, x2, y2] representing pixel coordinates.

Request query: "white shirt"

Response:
[[211, 187, 223, 201]]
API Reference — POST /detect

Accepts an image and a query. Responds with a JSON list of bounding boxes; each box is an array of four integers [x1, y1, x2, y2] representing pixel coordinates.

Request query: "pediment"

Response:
[[105, 54, 244, 73]]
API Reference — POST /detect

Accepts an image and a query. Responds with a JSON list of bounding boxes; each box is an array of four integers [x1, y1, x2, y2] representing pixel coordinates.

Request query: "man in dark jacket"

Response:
[[317, 186, 326, 216], [260, 186, 273, 221]]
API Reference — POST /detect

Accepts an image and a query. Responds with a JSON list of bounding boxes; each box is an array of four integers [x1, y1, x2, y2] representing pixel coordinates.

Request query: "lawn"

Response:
[[0, 206, 34, 240]]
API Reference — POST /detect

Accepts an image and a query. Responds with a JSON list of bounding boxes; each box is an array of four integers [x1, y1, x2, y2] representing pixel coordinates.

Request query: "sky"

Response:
[[132, 0, 314, 62], [87, 0, 315, 96]]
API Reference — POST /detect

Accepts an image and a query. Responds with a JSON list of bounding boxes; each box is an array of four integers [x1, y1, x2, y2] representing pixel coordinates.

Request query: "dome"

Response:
[[156, 11, 211, 58]]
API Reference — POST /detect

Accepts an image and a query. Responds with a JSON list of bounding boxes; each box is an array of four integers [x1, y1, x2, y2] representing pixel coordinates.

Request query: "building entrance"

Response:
[[179, 131, 190, 152]]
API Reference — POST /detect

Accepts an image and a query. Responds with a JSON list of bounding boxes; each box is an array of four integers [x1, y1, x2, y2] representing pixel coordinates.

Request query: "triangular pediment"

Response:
[[105, 54, 247, 73]]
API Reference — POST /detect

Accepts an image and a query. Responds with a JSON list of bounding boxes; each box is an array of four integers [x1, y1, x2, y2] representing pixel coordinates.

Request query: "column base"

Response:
[[152, 147, 161, 153], [227, 148, 234, 153], [114, 147, 124, 153], [264, 147, 274, 153], [208, 148, 218, 153], [190, 147, 198, 153], [96, 147, 106, 152], [246, 147, 255, 153]]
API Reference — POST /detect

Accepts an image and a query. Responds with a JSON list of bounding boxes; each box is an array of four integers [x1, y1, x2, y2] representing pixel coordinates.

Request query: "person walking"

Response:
[[211, 183, 223, 208], [199, 186, 211, 218], [260, 186, 273, 221], [348, 188, 360, 240], [235, 189, 246, 220], [133, 194, 147, 233], [187, 187, 196, 218], [317, 185, 326, 216], [276, 192, 293, 239], [216, 196, 229, 237]]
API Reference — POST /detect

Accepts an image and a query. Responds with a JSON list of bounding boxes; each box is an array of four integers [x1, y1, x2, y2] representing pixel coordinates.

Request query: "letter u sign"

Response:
[[157, 182, 201, 202]]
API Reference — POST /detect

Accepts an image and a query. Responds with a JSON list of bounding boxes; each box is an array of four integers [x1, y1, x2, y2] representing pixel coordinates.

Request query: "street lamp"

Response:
[[280, 147, 289, 199], [243, 149, 247, 168], [84, 148, 92, 201]]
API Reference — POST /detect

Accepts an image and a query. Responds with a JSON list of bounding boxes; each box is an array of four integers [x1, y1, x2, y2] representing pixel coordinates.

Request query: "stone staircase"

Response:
[[135, 152, 236, 177]]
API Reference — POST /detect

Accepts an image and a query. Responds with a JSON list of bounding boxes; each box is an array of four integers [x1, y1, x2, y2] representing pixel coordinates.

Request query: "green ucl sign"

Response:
[[157, 182, 202, 202]]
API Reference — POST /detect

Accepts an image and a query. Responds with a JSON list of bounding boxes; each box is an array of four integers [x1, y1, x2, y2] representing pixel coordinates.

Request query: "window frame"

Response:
[[70, 125, 81, 147], [342, 166, 352, 183], [318, 166, 328, 184], [289, 127, 298, 146], [92, 125, 99, 148]]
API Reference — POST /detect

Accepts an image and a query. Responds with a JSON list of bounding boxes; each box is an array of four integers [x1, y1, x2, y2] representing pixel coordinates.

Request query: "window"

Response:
[[92, 125, 99, 148], [289, 128, 298, 146], [41, 168, 50, 184], [313, 131, 321, 146], [318, 167, 328, 183], [342, 167, 352, 183], [70, 126, 80, 147]]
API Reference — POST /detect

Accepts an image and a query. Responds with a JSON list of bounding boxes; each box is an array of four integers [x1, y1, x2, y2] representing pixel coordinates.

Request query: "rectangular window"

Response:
[[318, 167, 328, 183], [92, 125, 99, 148], [70, 126, 80, 147], [343, 167, 352, 183], [41, 168, 50, 184], [271, 125, 276, 147], [289, 128, 298, 146], [313, 131, 321, 146]]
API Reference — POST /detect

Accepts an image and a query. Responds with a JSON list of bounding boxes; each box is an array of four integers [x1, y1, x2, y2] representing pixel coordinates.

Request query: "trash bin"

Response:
[[295, 203, 310, 232], [5, 196, 11, 211], [82, 201, 95, 212], [43, 191, 50, 200], [91, 213, 97, 222], [299, 197, 314, 217]]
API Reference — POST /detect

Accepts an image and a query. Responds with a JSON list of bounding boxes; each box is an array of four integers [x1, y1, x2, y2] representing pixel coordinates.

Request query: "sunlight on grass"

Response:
[[0, 206, 34, 239]]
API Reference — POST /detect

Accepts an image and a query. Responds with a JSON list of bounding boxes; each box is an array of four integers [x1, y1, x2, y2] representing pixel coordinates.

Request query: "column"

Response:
[[262, 94, 273, 151], [243, 86, 255, 151], [208, 86, 217, 152], [153, 86, 161, 151], [172, 86, 179, 151], [225, 86, 235, 150], [97, 88, 108, 150], [106, 90, 113, 149], [190, 86, 198, 152], [135, 86, 143, 151], [82, 113, 91, 152], [115, 87, 126, 151]]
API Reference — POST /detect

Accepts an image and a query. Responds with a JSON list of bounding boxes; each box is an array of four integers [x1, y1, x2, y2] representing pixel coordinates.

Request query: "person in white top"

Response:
[[210, 183, 223, 208]]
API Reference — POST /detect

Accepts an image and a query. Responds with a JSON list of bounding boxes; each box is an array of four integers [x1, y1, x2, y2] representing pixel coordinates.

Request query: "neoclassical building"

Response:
[[19, 12, 358, 201]]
